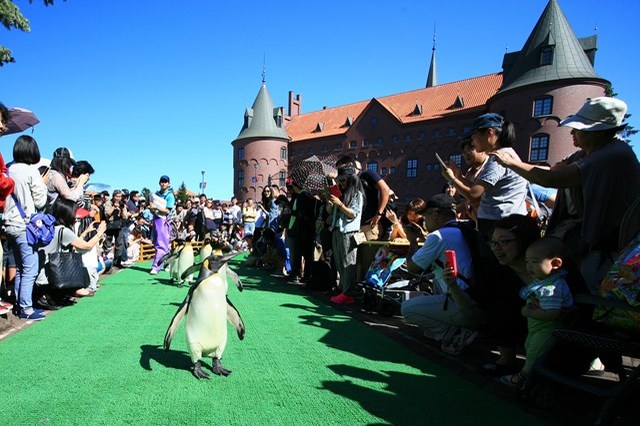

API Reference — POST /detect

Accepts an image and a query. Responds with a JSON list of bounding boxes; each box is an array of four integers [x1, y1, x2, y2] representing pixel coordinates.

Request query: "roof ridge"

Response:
[[296, 72, 503, 117]]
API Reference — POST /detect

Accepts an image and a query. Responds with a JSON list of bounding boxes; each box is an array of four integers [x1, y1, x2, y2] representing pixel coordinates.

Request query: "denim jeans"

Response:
[[9, 232, 39, 313], [243, 222, 255, 236]]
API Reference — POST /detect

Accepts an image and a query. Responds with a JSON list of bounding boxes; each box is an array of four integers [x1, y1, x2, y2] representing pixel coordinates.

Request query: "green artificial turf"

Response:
[[0, 255, 543, 425]]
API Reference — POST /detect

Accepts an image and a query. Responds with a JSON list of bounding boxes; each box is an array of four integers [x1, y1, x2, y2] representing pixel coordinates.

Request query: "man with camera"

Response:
[[104, 189, 131, 268]]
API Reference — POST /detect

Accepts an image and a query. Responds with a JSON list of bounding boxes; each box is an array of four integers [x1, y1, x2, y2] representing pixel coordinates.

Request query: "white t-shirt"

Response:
[[43, 225, 77, 256]]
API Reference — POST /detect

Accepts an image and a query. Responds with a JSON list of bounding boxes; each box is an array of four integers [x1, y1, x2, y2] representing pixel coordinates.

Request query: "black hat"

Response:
[[417, 194, 457, 214]]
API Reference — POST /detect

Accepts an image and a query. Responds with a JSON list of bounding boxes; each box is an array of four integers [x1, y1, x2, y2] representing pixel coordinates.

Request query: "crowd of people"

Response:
[[241, 96, 640, 390], [1, 97, 639, 392]]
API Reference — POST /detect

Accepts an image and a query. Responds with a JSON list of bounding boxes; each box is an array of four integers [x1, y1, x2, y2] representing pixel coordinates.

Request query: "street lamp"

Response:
[[253, 163, 259, 201], [201, 171, 205, 194]]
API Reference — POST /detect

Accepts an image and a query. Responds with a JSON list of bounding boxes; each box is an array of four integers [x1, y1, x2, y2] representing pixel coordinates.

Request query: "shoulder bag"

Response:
[[45, 228, 90, 290]]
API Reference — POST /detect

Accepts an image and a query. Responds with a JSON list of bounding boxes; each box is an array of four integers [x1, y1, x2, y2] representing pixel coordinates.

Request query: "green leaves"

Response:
[[0, 0, 64, 66]]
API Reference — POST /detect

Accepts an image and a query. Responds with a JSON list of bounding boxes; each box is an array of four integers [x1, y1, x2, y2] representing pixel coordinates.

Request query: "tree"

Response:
[[605, 83, 637, 144], [0, 0, 60, 66], [141, 187, 151, 202], [175, 182, 189, 205]]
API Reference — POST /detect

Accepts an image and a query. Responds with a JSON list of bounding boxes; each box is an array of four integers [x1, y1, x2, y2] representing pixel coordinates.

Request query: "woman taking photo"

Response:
[[260, 186, 279, 232], [4, 136, 48, 320], [441, 113, 528, 238], [47, 147, 89, 210], [327, 164, 364, 305], [39, 198, 107, 300]]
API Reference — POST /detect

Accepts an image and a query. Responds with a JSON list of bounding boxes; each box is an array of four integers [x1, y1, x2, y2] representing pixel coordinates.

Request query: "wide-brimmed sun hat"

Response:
[[560, 97, 627, 132]]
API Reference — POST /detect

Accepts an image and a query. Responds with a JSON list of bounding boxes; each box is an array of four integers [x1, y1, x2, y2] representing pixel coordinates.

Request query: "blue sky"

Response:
[[1, 0, 638, 198]]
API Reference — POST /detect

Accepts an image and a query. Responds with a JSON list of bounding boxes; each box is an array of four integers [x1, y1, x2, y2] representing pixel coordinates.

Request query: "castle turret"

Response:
[[232, 82, 290, 202], [489, 0, 609, 165]]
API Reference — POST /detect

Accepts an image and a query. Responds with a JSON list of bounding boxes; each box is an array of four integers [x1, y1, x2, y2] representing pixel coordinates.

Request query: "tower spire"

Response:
[[426, 23, 437, 88], [262, 54, 266, 83]]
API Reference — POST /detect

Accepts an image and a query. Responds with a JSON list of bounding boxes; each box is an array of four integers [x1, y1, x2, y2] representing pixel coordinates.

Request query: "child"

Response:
[[501, 237, 573, 388]]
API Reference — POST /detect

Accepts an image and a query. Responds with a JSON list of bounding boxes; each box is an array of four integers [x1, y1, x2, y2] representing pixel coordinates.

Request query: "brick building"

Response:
[[232, 0, 609, 203]]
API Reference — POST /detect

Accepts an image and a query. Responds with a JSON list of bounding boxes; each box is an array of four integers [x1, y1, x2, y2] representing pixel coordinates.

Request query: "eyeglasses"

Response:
[[489, 239, 518, 249]]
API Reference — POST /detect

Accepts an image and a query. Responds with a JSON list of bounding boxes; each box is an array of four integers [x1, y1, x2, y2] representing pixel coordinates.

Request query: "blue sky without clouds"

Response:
[[1, 0, 638, 198]]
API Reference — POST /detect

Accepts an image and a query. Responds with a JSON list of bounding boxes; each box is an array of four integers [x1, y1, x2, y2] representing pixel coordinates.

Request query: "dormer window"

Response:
[[540, 46, 554, 65]]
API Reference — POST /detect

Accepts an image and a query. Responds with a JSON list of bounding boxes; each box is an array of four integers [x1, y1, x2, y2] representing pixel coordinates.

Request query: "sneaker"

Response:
[[330, 293, 355, 305], [500, 372, 526, 389], [287, 276, 302, 285], [441, 328, 479, 356], [18, 310, 46, 321], [149, 269, 159, 275]]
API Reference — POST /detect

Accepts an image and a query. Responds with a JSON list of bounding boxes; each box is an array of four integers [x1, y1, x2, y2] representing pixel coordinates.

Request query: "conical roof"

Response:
[[499, 0, 601, 94], [426, 47, 437, 88], [235, 83, 289, 142]]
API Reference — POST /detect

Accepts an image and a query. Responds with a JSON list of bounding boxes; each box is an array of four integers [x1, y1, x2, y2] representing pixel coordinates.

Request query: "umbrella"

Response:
[[4, 108, 40, 135], [84, 183, 112, 194], [289, 154, 338, 191]]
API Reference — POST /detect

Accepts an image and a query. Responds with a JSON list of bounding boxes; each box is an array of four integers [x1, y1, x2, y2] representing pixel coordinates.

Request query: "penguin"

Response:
[[164, 253, 245, 379], [173, 242, 195, 286], [158, 241, 195, 287], [199, 238, 213, 262]]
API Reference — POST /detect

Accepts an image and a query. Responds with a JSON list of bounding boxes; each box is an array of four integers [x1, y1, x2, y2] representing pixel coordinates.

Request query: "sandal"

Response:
[[481, 362, 519, 377], [500, 372, 526, 389]]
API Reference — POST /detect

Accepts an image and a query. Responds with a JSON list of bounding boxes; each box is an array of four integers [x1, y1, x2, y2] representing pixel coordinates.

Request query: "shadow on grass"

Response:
[[229, 259, 311, 297], [281, 302, 429, 370], [140, 344, 192, 373], [320, 364, 501, 426]]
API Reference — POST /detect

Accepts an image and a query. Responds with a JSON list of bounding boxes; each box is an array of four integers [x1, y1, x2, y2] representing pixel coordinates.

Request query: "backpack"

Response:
[[11, 194, 56, 248], [437, 221, 502, 309], [439, 220, 500, 288]]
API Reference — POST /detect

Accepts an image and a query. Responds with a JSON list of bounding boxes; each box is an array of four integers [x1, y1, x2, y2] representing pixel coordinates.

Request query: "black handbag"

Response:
[[45, 228, 89, 290]]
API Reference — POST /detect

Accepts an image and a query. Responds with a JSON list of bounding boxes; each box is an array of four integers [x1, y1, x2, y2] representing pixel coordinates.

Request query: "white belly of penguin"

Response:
[[185, 278, 228, 361]]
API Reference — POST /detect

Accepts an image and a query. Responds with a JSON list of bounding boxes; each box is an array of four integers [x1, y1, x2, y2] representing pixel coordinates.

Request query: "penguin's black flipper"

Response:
[[157, 250, 179, 269], [164, 295, 190, 351], [181, 262, 204, 281], [226, 297, 245, 340], [226, 267, 244, 292]]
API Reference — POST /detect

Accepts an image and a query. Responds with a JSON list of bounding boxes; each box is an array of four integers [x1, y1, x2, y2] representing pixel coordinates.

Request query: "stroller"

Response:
[[358, 246, 431, 316]]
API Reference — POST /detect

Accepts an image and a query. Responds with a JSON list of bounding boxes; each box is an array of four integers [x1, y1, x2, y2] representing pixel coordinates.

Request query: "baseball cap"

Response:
[[417, 194, 457, 214]]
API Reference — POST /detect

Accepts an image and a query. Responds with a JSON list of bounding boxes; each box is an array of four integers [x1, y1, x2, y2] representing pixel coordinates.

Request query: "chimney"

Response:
[[288, 91, 302, 117]]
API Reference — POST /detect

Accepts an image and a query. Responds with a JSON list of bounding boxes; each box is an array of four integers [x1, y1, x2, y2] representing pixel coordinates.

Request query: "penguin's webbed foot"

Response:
[[212, 357, 231, 376], [193, 361, 210, 379]]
